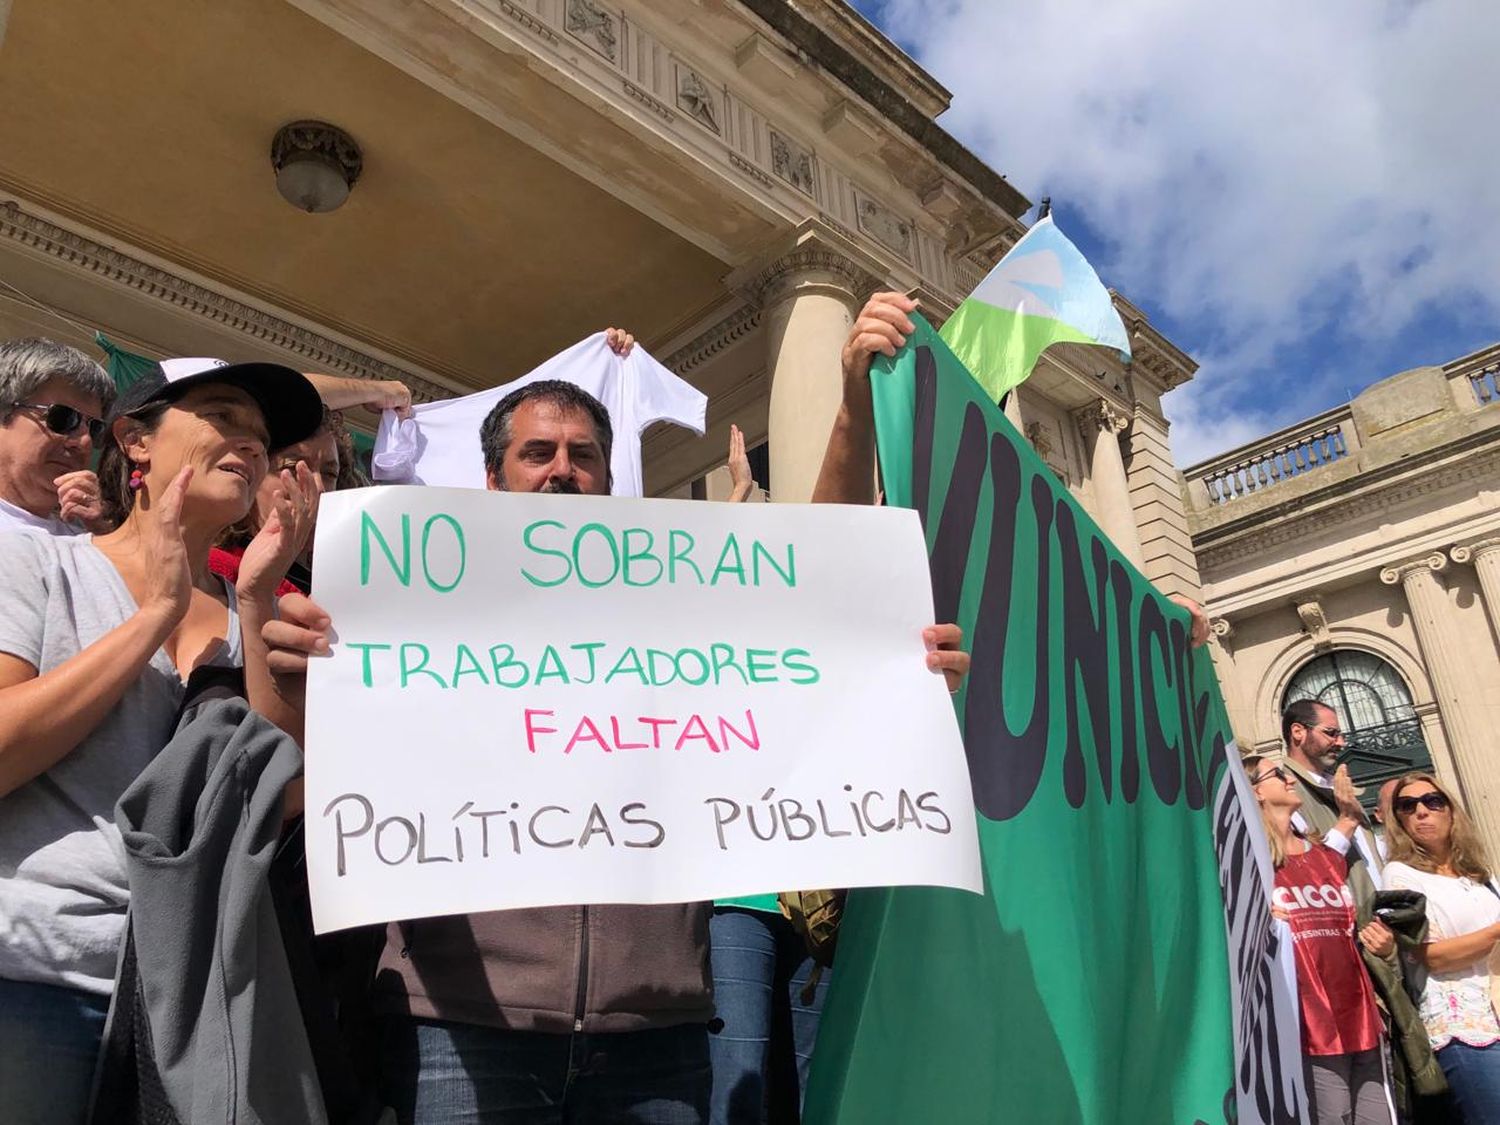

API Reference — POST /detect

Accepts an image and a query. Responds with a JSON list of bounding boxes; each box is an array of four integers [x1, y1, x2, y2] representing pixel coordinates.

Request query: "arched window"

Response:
[[1282, 650, 1432, 794]]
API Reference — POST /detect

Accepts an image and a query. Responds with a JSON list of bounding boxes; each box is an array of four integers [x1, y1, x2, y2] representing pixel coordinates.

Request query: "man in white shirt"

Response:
[[0, 339, 114, 535]]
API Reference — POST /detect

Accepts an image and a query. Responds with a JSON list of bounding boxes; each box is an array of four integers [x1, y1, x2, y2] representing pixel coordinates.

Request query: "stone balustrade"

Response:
[[1470, 363, 1500, 407], [1185, 407, 1356, 507]]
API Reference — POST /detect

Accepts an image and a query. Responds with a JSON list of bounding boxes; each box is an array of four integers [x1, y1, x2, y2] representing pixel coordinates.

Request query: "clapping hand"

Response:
[[237, 462, 321, 599]]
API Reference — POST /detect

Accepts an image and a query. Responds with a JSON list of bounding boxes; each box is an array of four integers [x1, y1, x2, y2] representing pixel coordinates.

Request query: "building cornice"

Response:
[[732, 0, 1029, 220], [663, 303, 763, 376], [1112, 291, 1197, 391], [1194, 431, 1500, 571], [0, 197, 454, 402]]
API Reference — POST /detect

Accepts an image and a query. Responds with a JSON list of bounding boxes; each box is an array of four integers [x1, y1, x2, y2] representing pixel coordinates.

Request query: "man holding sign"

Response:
[[265, 362, 973, 1123]]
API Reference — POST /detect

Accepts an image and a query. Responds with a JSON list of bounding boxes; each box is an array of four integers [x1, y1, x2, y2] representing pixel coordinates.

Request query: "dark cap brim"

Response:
[[107, 362, 324, 451]]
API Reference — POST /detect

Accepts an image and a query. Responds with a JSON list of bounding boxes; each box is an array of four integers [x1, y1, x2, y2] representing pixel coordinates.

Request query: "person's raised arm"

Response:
[[0, 468, 195, 798], [304, 373, 413, 419], [811, 292, 917, 506]]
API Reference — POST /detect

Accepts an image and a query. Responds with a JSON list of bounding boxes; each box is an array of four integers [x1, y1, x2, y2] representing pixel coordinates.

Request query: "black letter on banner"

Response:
[[912, 348, 987, 628], [1055, 501, 1114, 807], [1172, 617, 1206, 810], [1139, 596, 1182, 806], [1110, 561, 1141, 804], [962, 434, 1053, 822]]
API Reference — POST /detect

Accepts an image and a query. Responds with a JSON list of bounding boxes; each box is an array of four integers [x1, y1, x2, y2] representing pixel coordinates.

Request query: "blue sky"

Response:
[[852, 1, 1499, 466]]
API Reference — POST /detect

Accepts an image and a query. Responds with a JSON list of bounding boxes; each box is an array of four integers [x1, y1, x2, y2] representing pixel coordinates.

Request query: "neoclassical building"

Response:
[[1187, 345, 1500, 855], [0, 0, 1200, 586]]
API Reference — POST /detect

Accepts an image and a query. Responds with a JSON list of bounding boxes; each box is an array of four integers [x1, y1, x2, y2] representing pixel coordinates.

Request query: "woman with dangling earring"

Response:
[[0, 357, 323, 1124]]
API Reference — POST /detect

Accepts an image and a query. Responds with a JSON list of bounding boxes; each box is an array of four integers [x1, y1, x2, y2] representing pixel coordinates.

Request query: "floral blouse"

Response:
[[1384, 861, 1500, 1049]]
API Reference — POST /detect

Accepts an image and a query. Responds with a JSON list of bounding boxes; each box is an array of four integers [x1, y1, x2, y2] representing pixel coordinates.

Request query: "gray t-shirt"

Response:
[[0, 532, 242, 995]]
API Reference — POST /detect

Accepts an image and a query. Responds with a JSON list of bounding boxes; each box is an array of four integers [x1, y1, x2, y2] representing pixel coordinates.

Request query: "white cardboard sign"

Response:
[[304, 487, 981, 933]]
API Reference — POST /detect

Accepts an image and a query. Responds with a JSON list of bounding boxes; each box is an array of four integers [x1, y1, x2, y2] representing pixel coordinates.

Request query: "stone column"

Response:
[[1076, 399, 1145, 566], [1126, 404, 1202, 599], [1451, 536, 1500, 634], [1003, 387, 1025, 432], [747, 248, 878, 504], [1381, 553, 1500, 856], [1206, 617, 1255, 745]]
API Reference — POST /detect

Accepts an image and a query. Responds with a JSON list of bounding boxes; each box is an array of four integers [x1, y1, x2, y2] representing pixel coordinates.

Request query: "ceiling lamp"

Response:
[[271, 120, 363, 213]]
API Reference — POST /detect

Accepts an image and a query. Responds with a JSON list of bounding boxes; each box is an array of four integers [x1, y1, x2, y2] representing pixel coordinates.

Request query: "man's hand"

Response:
[[925, 623, 969, 695], [727, 424, 754, 502], [1358, 918, 1395, 959], [842, 292, 917, 392], [1167, 594, 1212, 649], [1333, 764, 1365, 820], [263, 592, 332, 677], [605, 327, 635, 357], [55, 470, 105, 529]]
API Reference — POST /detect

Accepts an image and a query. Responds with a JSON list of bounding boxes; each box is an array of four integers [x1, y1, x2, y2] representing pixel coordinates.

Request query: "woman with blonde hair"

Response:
[[1383, 773, 1500, 1121], [1246, 751, 1395, 1125]]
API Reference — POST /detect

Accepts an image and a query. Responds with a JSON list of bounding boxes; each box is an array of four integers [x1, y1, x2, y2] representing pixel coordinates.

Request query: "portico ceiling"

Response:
[[0, 0, 735, 389]]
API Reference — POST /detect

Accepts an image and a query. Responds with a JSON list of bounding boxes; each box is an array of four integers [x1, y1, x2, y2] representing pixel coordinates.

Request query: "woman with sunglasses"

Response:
[[0, 338, 115, 535], [1247, 752, 1396, 1125], [1383, 774, 1500, 1121], [0, 356, 323, 1124]]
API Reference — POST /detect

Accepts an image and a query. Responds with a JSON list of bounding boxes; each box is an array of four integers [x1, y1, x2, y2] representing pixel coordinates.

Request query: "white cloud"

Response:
[[874, 0, 1500, 464]]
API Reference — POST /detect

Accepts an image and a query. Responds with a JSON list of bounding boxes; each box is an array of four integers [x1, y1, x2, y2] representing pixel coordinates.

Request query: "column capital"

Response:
[[1450, 536, 1500, 566], [1075, 397, 1129, 440], [1380, 552, 1449, 587], [728, 219, 887, 308]]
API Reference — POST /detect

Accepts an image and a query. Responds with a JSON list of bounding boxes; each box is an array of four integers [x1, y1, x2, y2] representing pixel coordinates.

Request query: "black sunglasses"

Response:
[[11, 402, 106, 444], [1393, 792, 1450, 816], [1250, 765, 1289, 786]]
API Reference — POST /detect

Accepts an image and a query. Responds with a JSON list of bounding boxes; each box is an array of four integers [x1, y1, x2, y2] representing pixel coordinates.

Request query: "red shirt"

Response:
[[208, 545, 300, 599], [1274, 843, 1383, 1055]]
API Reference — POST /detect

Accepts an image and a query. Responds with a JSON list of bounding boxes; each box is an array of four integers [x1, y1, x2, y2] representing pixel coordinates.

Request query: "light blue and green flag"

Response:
[[940, 214, 1130, 403]]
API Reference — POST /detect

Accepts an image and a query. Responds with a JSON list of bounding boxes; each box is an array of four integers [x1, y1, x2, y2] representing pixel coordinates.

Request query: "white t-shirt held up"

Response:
[[372, 334, 706, 497]]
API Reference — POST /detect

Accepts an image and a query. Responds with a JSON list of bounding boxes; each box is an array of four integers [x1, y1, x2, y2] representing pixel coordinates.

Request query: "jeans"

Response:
[[379, 1016, 710, 1124], [0, 976, 110, 1125], [707, 908, 829, 1125], [1437, 1040, 1500, 1124]]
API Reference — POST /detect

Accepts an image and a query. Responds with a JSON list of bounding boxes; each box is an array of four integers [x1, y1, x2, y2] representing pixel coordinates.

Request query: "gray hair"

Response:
[[0, 338, 115, 412]]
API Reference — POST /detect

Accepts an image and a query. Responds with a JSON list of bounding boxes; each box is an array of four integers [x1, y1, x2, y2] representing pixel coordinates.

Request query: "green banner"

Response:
[[803, 316, 1248, 1125]]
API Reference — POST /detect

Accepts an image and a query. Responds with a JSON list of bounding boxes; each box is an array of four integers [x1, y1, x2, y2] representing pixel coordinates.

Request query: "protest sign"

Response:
[[804, 317, 1306, 1125], [303, 487, 981, 934]]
